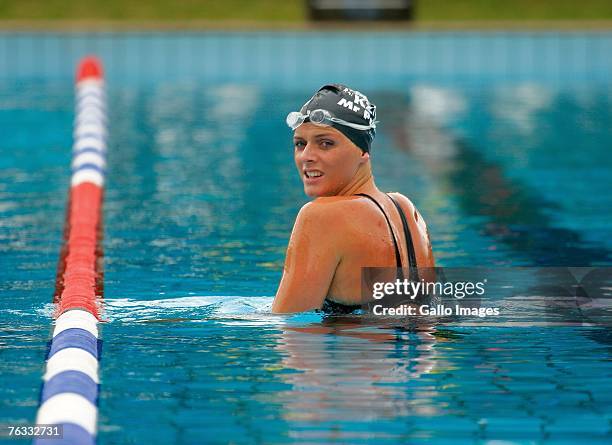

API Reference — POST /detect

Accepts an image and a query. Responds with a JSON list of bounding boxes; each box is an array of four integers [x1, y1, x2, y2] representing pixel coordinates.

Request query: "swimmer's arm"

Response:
[[272, 203, 341, 314]]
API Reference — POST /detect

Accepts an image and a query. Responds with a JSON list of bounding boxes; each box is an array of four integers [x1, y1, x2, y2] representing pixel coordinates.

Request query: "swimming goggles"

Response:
[[286, 109, 376, 131]]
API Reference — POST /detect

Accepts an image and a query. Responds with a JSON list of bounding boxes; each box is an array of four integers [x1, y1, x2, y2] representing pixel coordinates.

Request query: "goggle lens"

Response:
[[286, 111, 305, 130], [309, 109, 328, 125]]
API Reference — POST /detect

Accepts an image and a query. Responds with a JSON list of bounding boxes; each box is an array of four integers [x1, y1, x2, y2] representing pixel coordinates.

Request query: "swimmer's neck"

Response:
[[335, 167, 379, 197]]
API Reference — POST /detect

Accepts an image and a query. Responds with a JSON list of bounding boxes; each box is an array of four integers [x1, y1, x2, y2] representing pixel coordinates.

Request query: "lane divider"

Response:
[[35, 56, 106, 445]]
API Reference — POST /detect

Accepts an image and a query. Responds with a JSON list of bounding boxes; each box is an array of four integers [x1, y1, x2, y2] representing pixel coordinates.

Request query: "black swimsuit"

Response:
[[320, 193, 419, 314]]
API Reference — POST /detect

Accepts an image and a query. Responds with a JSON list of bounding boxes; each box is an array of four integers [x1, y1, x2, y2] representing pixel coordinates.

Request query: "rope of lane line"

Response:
[[34, 55, 107, 445]]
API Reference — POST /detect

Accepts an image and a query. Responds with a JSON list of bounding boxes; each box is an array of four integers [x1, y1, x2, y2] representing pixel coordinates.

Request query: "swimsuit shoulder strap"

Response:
[[386, 194, 420, 281], [354, 193, 403, 270]]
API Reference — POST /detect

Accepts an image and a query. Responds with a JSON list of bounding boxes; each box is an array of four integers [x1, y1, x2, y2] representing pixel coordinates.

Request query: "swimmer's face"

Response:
[[293, 123, 369, 197]]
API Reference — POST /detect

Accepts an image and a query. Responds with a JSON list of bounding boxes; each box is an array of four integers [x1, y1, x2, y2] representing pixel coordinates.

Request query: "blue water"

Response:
[[1, 33, 612, 444]]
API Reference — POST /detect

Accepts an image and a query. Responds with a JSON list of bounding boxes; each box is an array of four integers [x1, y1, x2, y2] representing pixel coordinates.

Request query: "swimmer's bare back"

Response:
[[271, 191, 434, 313]]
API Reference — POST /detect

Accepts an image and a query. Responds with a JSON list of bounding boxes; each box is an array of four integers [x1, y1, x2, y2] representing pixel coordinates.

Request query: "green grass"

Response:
[[418, 0, 612, 21], [0, 0, 611, 22], [0, 0, 305, 21]]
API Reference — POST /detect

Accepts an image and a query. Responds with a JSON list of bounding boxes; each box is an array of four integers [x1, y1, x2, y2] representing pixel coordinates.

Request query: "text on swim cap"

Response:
[[337, 98, 373, 121]]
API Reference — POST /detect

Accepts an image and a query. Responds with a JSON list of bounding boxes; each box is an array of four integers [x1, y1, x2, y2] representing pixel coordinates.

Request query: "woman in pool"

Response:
[[272, 84, 435, 314]]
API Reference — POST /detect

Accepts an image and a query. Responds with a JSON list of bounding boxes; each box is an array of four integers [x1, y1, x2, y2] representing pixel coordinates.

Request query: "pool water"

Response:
[[1, 33, 611, 444]]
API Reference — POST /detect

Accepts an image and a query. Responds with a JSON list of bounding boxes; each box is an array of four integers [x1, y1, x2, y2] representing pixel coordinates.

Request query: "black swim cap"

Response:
[[300, 84, 377, 153]]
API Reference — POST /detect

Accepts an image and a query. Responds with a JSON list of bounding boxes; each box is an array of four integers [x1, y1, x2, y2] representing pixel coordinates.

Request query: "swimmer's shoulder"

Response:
[[294, 197, 345, 227], [300, 194, 428, 235], [294, 196, 372, 232], [291, 197, 365, 254], [301, 195, 366, 210]]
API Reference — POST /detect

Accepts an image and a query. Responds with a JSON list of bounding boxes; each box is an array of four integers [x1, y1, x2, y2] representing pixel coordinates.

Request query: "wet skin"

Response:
[[272, 123, 435, 313]]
